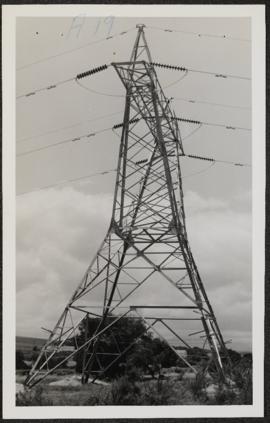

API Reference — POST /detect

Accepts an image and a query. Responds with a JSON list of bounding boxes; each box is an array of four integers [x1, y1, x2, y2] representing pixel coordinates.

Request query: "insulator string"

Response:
[[151, 62, 251, 81], [17, 61, 251, 100], [17, 65, 111, 100]]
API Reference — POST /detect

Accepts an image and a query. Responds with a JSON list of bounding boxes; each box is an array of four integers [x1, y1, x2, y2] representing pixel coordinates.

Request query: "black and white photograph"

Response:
[[2, 4, 265, 419]]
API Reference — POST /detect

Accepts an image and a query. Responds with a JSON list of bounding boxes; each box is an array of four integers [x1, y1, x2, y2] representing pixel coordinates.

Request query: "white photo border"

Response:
[[2, 3, 265, 419]]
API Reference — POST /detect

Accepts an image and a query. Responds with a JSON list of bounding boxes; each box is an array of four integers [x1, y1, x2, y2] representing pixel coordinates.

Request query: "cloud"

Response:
[[16, 187, 113, 336], [16, 186, 252, 351]]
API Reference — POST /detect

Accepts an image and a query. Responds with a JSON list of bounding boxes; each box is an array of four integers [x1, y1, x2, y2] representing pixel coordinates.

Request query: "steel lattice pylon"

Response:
[[25, 25, 230, 388]]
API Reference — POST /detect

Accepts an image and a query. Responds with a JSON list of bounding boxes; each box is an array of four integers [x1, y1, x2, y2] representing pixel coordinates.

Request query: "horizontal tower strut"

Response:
[[25, 24, 230, 389]]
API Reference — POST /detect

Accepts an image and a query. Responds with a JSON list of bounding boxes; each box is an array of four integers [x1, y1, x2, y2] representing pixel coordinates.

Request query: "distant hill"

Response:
[[16, 336, 46, 359]]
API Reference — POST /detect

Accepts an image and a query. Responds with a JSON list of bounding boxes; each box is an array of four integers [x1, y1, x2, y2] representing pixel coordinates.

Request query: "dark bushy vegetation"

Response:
[[16, 353, 252, 406], [93, 367, 177, 405], [17, 314, 252, 406], [74, 315, 178, 379], [187, 356, 252, 405], [16, 350, 29, 370], [16, 386, 53, 406], [186, 347, 209, 366]]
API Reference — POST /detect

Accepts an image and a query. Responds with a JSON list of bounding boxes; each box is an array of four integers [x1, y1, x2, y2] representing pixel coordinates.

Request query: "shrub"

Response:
[[86, 393, 110, 405], [16, 386, 52, 406], [189, 371, 207, 400], [214, 386, 237, 405], [204, 356, 252, 405], [110, 375, 141, 405], [140, 379, 175, 405], [231, 360, 252, 404], [16, 350, 29, 370]]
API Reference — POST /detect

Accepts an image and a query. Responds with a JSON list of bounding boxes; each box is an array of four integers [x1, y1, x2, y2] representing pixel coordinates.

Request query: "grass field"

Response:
[[16, 375, 197, 406], [16, 367, 251, 406]]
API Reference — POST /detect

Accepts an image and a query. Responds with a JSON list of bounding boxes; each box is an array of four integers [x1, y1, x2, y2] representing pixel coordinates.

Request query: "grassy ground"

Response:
[[16, 372, 111, 406], [16, 379, 197, 406], [16, 366, 252, 406], [39, 384, 110, 406]]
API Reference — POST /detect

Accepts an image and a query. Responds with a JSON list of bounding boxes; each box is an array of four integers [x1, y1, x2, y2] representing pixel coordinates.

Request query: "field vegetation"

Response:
[[16, 316, 252, 406]]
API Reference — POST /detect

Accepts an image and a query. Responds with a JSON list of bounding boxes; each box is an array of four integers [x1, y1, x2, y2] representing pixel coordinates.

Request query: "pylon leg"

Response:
[[25, 25, 230, 389]]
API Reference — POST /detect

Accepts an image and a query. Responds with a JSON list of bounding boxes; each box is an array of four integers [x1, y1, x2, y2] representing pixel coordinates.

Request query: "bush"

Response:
[[16, 350, 29, 370], [213, 386, 237, 405], [16, 386, 52, 406], [203, 356, 252, 405], [74, 315, 178, 379], [140, 379, 175, 405], [110, 375, 141, 405], [231, 359, 252, 404], [189, 371, 207, 401]]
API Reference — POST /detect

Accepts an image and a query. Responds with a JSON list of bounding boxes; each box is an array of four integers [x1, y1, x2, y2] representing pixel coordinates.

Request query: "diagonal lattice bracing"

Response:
[[25, 24, 230, 389]]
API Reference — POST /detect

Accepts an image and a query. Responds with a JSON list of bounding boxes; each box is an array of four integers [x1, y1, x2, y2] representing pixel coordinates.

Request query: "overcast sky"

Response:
[[16, 16, 252, 352]]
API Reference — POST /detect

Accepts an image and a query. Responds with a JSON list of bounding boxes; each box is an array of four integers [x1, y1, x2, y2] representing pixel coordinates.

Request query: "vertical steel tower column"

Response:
[[25, 25, 229, 388]]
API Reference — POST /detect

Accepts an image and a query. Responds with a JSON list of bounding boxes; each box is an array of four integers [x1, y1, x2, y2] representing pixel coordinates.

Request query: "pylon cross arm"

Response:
[[25, 26, 230, 389]]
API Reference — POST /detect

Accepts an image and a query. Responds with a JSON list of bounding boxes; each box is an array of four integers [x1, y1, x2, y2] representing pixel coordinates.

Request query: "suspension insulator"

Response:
[[113, 118, 140, 130], [113, 123, 122, 129], [215, 74, 227, 78], [77, 64, 108, 80], [188, 154, 214, 162], [176, 117, 201, 125], [136, 159, 148, 165]]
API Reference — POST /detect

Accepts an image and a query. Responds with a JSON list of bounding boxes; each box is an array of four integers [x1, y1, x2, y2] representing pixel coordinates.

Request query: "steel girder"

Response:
[[25, 26, 229, 389]]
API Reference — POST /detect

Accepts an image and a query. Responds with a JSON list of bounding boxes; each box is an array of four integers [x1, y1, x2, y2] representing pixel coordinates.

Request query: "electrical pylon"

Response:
[[25, 24, 229, 388]]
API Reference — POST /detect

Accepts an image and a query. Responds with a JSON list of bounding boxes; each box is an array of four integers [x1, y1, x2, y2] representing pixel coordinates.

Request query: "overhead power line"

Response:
[[17, 64, 110, 100], [163, 70, 189, 89], [17, 110, 123, 144], [181, 154, 251, 167], [75, 75, 124, 98], [17, 151, 250, 196], [171, 97, 251, 111], [151, 62, 251, 81], [16, 117, 140, 157], [147, 25, 251, 43], [174, 117, 251, 132], [16, 25, 249, 73], [76, 78, 251, 111], [136, 154, 251, 168], [17, 169, 117, 196], [17, 163, 213, 196], [16, 76, 75, 100], [17, 115, 251, 158], [17, 99, 249, 145], [16, 27, 135, 71], [16, 124, 112, 157], [17, 59, 251, 100]]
